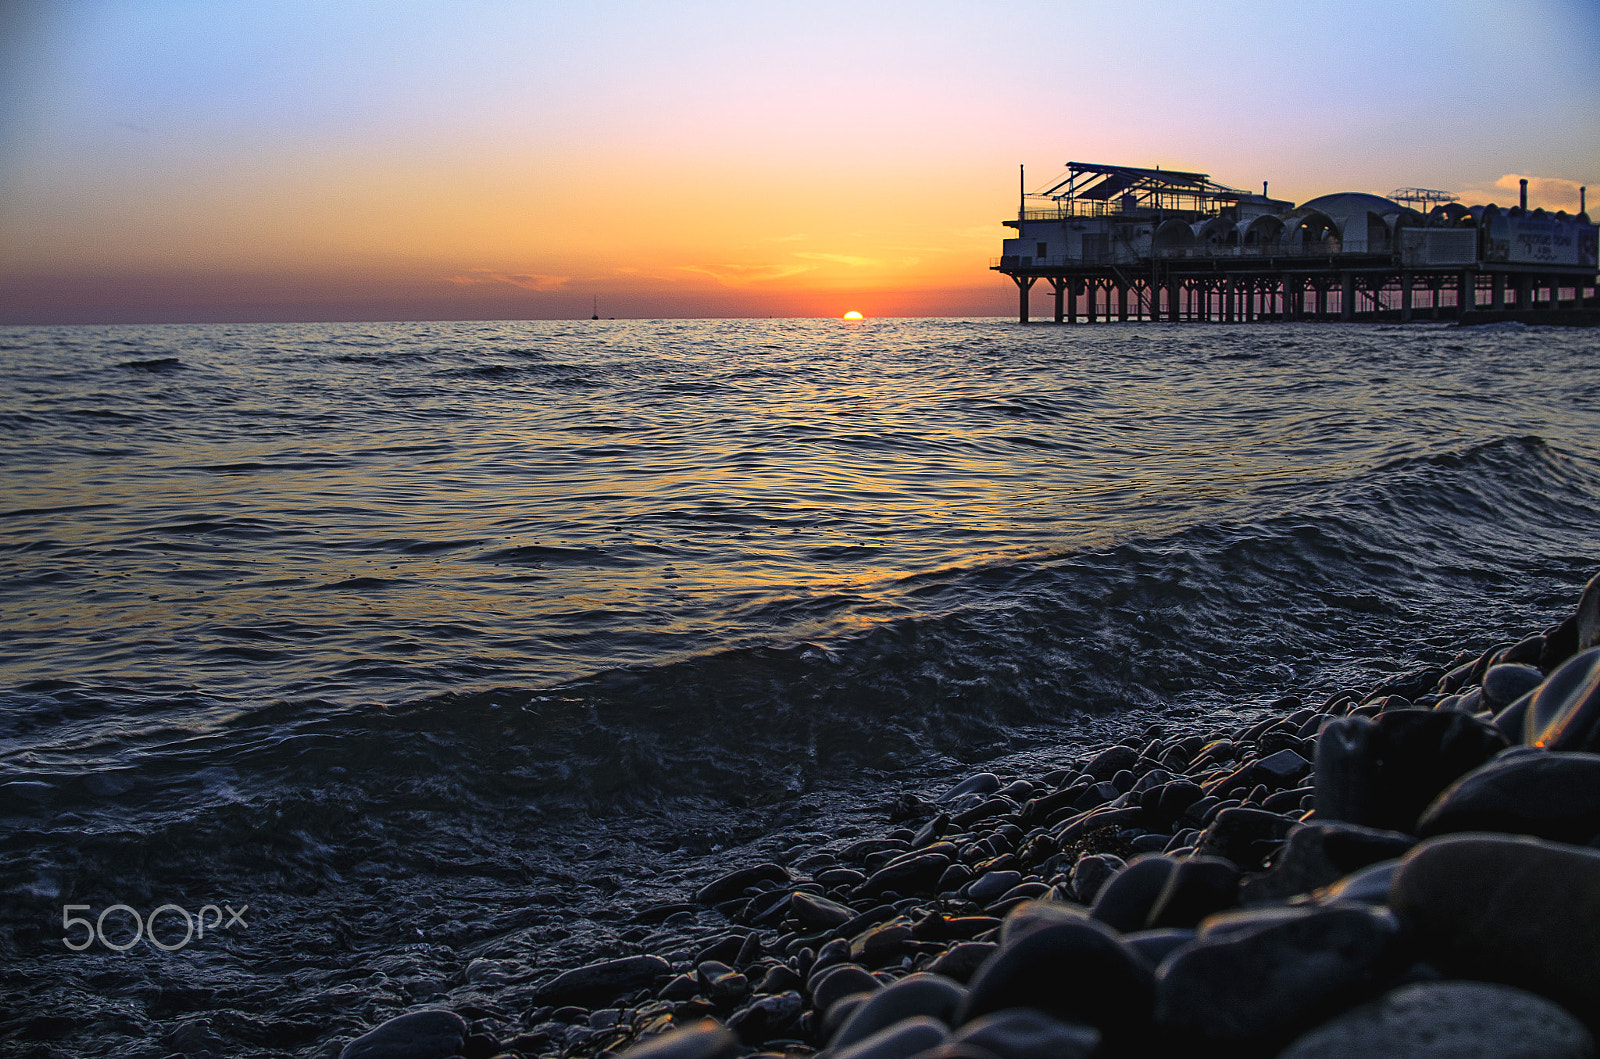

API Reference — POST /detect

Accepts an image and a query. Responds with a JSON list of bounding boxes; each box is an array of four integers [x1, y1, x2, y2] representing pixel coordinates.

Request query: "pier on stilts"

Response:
[[995, 162, 1600, 325]]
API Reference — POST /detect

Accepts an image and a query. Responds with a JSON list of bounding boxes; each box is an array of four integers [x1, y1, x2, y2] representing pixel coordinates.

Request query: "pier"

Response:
[[995, 162, 1600, 324]]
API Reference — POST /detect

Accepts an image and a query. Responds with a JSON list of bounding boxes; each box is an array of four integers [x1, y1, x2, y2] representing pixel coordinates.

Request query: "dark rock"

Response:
[[1492, 694, 1531, 744], [1525, 648, 1600, 750], [658, 974, 701, 1002], [1089, 855, 1177, 932], [339, 1010, 468, 1059], [1241, 822, 1416, 905], [1314, 710, 1507, 834], [695, 934, 749, 965], [1255, 748, 1311, 786], [1085, 744, 1138, 780], [789, 891, 855, 930], [922, 942, 997, 983], [942, 773, 1002, 803], [953, 796, 1018, 828], [1541, 614, 1580, 672], [834, 904, 901, 942], [694, 864, 791, 905], [1416, 750, 1600, 844], [1155, 904, 1402, 1047], [1276, 981, 1596, 1059], [855, 853, 952, 900], [696, 961, 747, 1002], [818, 867, 867, 889], [848, 916, 918, 965], [1123, 927, 1195, 966], [534, 955, 672, 1007], [829, 973, 966, 1050], [1482, 664, 1546, 711], [1315, 859, 1400, 905], [614, 1020, 742, 1059], [726, 991, 802, 1044], [965, 870, 1023, 905], [1145, 856, 1240, 929], [1388, 832, 1600, 1016], [1155, 779, 1205, 822], [807, 963, 881, 1017], [831, 1016, 950, 1059], [951, 1008, 1100, 1059], [1054, 805, 1143, 845], [1073, 781, 1120, 811], [752, 964, 801, 995], [1195, 806, 1295, 868], [1581, 570, 1600, 652], [996, 898, 1090, 944], [961, 916, 1156, 1035]]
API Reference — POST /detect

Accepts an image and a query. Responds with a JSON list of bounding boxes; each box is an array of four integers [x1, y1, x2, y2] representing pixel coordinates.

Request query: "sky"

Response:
[[1, 0, 1597, 323]]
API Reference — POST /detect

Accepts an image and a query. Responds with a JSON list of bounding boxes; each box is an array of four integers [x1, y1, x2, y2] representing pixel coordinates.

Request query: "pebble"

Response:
[[961, 916, 1155, 1037], [1155, 904, 1402, 1046], [1241, 821, 1414, 904], [951, 1007, 1100, 1059], [1088, 855, 1176, 932], [1525, 647, 1600, 750], [1415, 749, 1600, 843], [1313, 709, 1506, 833], [693, 863, 792, 905], [1277, 981, 1596, 1059], [618, 1020, 743, 1059], [1388, 832, 1600, 1015], [827, 974, 965, 1050], [1068, 853, 1124, 904], [807, 963, 881, 1017], [339, 1010, 468, 1059], [831, 1016, 950, 1059], [1481, 663, 1546, 710], [533, 955, 672, 1007]]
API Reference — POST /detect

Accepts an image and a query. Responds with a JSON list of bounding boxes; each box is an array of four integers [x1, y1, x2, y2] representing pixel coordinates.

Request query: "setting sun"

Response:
[[843, 311, 864, 320]]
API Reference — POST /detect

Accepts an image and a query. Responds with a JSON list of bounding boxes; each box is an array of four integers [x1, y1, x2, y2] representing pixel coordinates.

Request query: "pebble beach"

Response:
[[334, 572, 1600, 1059]]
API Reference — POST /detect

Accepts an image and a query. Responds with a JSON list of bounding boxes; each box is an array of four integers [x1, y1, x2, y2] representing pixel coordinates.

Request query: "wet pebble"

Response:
[[338, 1010, 468, 1059], [1415, 749, 1600, 843], [1278, 981, 1596, 1059], [1389, 832, 1600, 1015]]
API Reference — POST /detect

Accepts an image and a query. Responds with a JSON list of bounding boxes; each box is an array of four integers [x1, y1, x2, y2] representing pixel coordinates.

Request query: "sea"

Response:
[[1, 317, 1597, 1057]]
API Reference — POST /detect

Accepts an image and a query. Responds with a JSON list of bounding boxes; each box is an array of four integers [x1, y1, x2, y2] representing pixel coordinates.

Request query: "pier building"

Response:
[[995, 162, 1599, 324]]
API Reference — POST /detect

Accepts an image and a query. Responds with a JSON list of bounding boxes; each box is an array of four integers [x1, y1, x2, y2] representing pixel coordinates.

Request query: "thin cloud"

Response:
[[1457, 174, 1586, 211], [673, 262, 817, 285], [447, 268, 569, 292], [793, 251, 881, 268]]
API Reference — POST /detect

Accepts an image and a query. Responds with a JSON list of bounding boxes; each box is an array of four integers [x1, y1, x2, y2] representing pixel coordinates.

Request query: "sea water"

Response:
[[1, 318, 1597, 1055]]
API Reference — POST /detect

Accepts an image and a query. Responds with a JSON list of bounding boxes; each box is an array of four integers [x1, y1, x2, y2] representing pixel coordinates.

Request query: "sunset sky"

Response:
[[2, 0, 1597, 323]]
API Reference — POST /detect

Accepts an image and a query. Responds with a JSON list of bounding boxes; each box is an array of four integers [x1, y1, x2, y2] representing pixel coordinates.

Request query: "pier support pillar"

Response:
[[1117, 284, 1129, 322], [1015, 275, 1037, 324], [1168, 280, 1180, 322], [1069, 281, 1079, 324], [1458, 270, 1475, 317], [1340, 272, 1355, 321], [1400, 272, 1413, 322], [1491, 272, 1505, 311], [1086, 281, 1097, 324], [1052, 278, 1066, 323], [1518, 273, 1533, 311]]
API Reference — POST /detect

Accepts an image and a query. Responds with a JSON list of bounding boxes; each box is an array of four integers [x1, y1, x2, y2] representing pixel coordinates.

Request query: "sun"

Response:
[[842, 311, 864, 320]]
